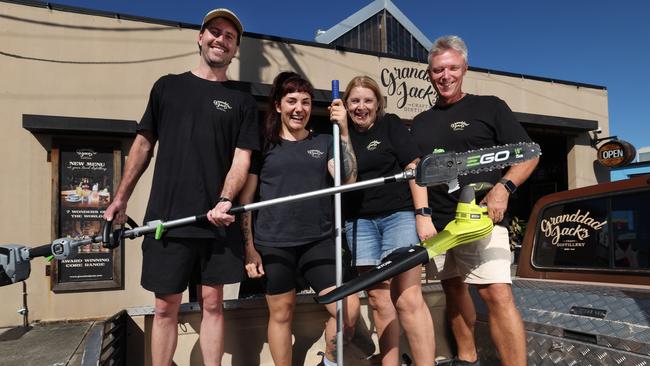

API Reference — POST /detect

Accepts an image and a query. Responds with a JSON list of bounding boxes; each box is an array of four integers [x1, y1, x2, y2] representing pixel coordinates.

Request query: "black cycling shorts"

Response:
[[255, 238, 337, 295], [141, 236, 244, 295]]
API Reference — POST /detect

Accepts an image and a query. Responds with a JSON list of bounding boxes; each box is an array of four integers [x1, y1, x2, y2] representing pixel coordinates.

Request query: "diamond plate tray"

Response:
[[471, 279, 650, 365]]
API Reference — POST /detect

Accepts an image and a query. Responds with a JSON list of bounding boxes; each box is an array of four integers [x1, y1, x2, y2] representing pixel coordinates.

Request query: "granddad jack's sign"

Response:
[[380, 65, 436, 119]]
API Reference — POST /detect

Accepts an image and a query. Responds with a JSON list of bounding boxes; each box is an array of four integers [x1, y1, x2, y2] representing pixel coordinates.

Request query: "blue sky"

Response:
[[50, 0, 650, 150]]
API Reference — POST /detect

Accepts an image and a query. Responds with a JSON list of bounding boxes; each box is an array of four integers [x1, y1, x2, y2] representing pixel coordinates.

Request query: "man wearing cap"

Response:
[[103, 8, 258, 366]]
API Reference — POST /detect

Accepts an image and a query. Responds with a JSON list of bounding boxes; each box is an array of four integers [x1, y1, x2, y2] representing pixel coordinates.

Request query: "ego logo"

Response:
[[467, 150, 510, 167]]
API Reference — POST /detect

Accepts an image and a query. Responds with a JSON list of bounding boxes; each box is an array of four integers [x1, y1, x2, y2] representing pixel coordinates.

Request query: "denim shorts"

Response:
[[345, 210, 420, 266]]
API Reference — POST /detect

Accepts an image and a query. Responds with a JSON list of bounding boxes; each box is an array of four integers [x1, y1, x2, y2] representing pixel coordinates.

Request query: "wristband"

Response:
[[498, 178, 517, 194], [218, 196, 231, 203], [415, 207, 432, 217]]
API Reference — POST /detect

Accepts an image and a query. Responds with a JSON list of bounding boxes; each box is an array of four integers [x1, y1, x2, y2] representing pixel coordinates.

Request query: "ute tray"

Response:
[[473, 278, 650, 365]]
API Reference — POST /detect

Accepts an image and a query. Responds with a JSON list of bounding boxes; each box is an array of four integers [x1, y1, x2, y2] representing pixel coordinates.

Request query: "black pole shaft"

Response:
[[22, 281, 28, 328]]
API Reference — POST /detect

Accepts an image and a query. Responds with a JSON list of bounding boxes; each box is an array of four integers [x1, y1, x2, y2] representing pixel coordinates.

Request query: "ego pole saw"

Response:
[[0, 143, 540, 288]]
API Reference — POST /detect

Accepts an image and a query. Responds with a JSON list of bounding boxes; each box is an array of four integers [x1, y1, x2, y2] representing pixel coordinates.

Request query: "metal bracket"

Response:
[[51, 238, 72, 260], [590, 129, 618, 149]]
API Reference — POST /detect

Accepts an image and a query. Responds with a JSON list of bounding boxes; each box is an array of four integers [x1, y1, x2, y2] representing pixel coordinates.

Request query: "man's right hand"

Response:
[[103, 199, 128, 224], [207, 199, 236, 227]]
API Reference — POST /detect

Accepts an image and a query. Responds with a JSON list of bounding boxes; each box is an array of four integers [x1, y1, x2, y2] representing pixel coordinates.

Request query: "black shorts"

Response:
[[141, 236, 244, 295], [255, 238, 337, 295]]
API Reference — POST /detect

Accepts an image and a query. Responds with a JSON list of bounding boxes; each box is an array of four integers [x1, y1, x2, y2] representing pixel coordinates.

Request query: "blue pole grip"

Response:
[[331, 80, 339, 100]]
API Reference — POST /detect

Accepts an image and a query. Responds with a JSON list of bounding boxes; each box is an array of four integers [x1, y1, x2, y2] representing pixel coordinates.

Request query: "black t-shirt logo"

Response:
[[213, 100, 232, 112], [366, 140, 382, 151], [307, 149, 325, 158], [450, 121, 469, 131]]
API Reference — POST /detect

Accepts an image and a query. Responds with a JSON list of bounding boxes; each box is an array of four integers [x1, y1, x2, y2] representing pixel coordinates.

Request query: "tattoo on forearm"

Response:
[[341, 139, 357, 181], [329, 336, 338, 359], [241, 212, 253, 244]]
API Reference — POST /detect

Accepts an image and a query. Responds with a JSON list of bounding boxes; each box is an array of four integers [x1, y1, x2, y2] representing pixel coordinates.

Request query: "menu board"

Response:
[[51, 144, 122, 291]]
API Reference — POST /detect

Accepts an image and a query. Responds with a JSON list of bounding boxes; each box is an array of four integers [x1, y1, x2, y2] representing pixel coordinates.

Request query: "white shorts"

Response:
[[428, 225, 512, 284]]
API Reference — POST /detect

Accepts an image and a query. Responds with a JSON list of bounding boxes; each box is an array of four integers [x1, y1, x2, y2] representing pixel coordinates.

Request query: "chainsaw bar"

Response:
[[415, 142, 541, 188], [456, 142, 541, 176]]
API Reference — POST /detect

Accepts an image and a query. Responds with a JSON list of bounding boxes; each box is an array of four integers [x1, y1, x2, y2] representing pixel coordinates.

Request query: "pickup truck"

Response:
[[472, 175, 650, 365]]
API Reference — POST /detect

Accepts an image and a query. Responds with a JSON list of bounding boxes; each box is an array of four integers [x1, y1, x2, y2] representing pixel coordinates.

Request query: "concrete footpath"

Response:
[[0, 321, 95, 366]]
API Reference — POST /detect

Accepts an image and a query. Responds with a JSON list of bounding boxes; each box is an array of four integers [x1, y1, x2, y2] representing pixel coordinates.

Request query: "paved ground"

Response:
[[0, 321, 95, 366]]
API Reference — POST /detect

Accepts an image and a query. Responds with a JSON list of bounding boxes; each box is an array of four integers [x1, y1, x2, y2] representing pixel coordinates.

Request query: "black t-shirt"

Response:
[[251, 133, 334, 247], [138, 72, 259, 238], [343, 113, 421, 219], [410, 94, 532, 230]]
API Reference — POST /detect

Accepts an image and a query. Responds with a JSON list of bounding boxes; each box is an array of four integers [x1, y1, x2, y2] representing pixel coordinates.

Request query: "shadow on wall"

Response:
[[569, 132, 610, 185], [593, 160, 611, 184], [238, 37, 307, 83]]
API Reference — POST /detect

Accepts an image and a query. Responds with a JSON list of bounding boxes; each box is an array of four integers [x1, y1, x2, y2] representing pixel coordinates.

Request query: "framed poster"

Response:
[[50, 141, 123, 292]]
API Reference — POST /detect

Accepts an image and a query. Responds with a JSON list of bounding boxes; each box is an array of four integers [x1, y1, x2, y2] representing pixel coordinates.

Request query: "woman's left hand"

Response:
[[329, 99, 348, 135]]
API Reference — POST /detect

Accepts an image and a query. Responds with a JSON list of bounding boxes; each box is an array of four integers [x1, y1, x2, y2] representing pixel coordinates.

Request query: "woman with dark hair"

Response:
[[239, 72, 359, 366], [342, 76, 436, 365]]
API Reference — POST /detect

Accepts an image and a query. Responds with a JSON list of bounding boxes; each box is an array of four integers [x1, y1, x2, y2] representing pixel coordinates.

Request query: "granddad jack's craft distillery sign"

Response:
[[380, 64, 436, 119]]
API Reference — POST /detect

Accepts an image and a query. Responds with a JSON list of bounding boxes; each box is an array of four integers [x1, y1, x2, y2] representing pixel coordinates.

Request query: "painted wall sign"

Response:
[[597, 140, 636, 168], [380, 65, 436, 119]]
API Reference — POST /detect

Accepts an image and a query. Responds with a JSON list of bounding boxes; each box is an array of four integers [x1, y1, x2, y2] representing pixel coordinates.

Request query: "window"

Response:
[[611, 193, 650, 269], [533, 190, 650, 272], [331, 11, 429, 60]]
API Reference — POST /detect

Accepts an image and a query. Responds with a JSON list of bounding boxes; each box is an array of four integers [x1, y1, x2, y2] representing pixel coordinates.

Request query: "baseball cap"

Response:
[[201, 8, 243, 45]]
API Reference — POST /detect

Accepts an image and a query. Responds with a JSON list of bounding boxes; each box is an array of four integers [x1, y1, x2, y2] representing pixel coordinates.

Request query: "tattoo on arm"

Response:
[[241, 211, 253, 246], [341, 139, 358, 181]]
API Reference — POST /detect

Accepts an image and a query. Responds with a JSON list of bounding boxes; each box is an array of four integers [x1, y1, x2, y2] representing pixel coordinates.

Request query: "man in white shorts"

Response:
[[411, 35, 539, 366]]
